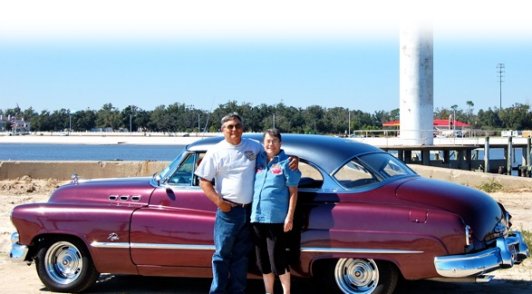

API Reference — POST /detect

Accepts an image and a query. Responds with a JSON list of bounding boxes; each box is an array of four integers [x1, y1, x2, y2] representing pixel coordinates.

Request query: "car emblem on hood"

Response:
[[71, 173, 79, 185]]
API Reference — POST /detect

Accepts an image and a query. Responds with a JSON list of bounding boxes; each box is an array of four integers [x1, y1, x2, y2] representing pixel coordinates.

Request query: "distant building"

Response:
[[90, 127, 114, 132], [0, 114, 31, 134], [383, 119, 471, 138]]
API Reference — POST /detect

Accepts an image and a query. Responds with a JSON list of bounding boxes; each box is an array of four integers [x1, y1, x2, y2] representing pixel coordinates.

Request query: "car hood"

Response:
[[48, 177, 155, 207], [395, 177, 505, 243]]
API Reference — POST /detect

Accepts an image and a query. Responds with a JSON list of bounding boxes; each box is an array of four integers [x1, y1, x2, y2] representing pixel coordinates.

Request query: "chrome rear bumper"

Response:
[[434, 231, 529, 278], [9, 232, 29, 263]]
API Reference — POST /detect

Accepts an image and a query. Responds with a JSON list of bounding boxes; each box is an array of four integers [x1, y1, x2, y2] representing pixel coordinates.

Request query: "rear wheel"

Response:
[[318, 258, 398, 294], [35, 239, 99, 293]]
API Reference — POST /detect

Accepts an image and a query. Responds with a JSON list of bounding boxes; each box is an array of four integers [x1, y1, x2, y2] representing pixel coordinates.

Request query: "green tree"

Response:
[[150, 105, 175, 132], [499, 103, 531, 130], [121, 105, 141, 132], [276, 105, 303, 133], [302, 105, 325, 134], [73, 109, 97, 131], [323, 107, 349, 135], [49, 109, 70, 131], [134, 109, 152, 131], [210, 101, 255, 132], [477, 108, 501, 129], [32, 110, 53, 131], [96, 103, 121, 130]]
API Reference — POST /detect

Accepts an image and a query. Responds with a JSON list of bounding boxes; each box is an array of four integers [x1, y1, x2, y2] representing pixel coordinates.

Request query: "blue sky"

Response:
[[1, 1, 531, 114]]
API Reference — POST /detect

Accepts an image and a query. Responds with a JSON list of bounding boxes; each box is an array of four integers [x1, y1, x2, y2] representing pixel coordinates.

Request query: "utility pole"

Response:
[[497, 63, 505, 109], [348, 109, 351, 137], [197, 113, 201, 132], [68, 109, 72, 134]]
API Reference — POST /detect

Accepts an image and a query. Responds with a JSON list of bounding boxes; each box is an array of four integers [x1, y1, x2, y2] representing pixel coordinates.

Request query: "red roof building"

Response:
[[383, 119, 470, 128]]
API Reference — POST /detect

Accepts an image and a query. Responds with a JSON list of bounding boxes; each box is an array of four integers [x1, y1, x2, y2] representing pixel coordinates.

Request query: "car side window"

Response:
[[193, 152, 206, 186], [358, 153, 415, 179], [298, 161, 324, 189], [167, 153, 196, 186], [382, 159, 407, 177], [333, 159, 377, 188]]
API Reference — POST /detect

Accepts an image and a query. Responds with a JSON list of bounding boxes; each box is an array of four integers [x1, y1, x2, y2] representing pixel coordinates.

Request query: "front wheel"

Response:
[[35, 239, 99, 293], [318, 258, 399, 294]]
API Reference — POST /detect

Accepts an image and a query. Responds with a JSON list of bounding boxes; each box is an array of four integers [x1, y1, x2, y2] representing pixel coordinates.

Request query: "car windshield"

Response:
[[333, 152, 415, 189], [159, 151, 189, 180]]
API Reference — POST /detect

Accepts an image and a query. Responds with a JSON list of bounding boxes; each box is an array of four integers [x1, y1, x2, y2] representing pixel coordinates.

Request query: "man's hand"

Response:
[[288, 155, 299, 170], [217, 198, 232, 212], [199, 178, 231, 212]]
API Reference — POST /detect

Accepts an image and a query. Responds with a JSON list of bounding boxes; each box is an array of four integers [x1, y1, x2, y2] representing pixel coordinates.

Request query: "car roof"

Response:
[[187, 133, 382, 174]]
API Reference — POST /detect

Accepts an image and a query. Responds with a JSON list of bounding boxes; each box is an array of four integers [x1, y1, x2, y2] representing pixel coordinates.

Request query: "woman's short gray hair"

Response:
[[263, 128, 281, 141]]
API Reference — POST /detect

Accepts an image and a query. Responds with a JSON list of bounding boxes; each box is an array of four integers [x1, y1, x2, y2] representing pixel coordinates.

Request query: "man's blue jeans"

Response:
[[210, 206, 251, 294]]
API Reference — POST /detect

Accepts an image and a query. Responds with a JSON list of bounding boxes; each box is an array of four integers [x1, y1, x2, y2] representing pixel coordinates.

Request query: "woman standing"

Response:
[[250, 129, 301, 294]]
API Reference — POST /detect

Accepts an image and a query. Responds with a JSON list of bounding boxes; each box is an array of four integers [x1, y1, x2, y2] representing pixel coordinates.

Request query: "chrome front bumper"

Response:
[[9, 232, 29, 263], [435, 231, 529, 278]]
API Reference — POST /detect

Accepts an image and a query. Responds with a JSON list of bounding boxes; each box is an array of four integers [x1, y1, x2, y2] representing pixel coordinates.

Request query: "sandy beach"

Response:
[[0, 177, 531, 293]]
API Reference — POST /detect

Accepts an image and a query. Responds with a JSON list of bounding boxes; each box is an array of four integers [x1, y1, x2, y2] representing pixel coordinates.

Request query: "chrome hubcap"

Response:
[[335, 258, 379, 294], [44, 241, 83, 284]]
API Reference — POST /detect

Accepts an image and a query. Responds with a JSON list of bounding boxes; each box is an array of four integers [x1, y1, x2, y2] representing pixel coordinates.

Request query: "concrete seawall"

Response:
[[410, 164, 532, 191], [0, 161, 169, 181], [1, 161, 531, 191]]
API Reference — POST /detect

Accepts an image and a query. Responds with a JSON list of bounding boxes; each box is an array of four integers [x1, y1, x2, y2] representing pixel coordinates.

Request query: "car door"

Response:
[[130, 152, 217, 268]]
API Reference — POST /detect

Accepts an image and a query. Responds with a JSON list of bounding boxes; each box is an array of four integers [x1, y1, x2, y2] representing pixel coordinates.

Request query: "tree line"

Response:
[[1, 101, 531, 135]]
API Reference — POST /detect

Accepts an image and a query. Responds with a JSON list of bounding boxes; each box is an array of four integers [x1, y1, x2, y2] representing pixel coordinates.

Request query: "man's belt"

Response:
[[224, 199, 251, 208]]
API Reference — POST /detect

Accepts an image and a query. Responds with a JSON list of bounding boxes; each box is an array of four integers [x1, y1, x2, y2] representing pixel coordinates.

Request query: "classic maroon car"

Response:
[[10, 134, 529, 293]]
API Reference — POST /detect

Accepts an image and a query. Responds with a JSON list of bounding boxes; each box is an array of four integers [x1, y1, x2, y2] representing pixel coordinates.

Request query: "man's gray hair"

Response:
[[220, 112, 243, 126]]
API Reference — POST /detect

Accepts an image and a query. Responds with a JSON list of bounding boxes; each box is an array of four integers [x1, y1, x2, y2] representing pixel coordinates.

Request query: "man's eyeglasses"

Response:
[[224, 124, 242, 130]]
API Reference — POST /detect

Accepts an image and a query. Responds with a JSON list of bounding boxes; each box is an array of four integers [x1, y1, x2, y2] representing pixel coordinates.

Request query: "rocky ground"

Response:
[[0, 177, 530, 293]]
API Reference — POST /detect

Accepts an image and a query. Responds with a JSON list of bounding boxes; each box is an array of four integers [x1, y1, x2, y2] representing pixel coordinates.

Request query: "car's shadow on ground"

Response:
[[38, 274, 530, 294]]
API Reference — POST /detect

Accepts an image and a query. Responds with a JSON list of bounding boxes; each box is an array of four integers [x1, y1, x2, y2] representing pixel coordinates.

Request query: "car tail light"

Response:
[[465, 225, 472, 246]]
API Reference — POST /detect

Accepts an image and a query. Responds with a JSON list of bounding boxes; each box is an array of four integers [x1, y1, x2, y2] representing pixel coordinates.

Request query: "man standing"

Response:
[[195, 113, 262, 294]]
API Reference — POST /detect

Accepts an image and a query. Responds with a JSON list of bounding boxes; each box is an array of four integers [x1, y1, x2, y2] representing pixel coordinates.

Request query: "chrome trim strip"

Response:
[[301, 247, 423, 254], [131, 243, 216, 250], [91, 241, 130, 249], [90, 241, 422, 254]]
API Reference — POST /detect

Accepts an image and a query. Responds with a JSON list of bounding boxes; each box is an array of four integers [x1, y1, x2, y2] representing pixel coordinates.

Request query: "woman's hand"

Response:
[[284, 218, 293, 232]]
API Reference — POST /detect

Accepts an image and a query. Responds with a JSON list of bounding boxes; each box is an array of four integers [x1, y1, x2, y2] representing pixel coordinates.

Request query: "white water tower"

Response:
[[399, 24, 434, 145]]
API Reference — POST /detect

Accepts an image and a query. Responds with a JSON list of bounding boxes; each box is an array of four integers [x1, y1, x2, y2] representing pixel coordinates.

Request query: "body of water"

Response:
[[0, 143, 184, 161], [1, 143, 529, 176]]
